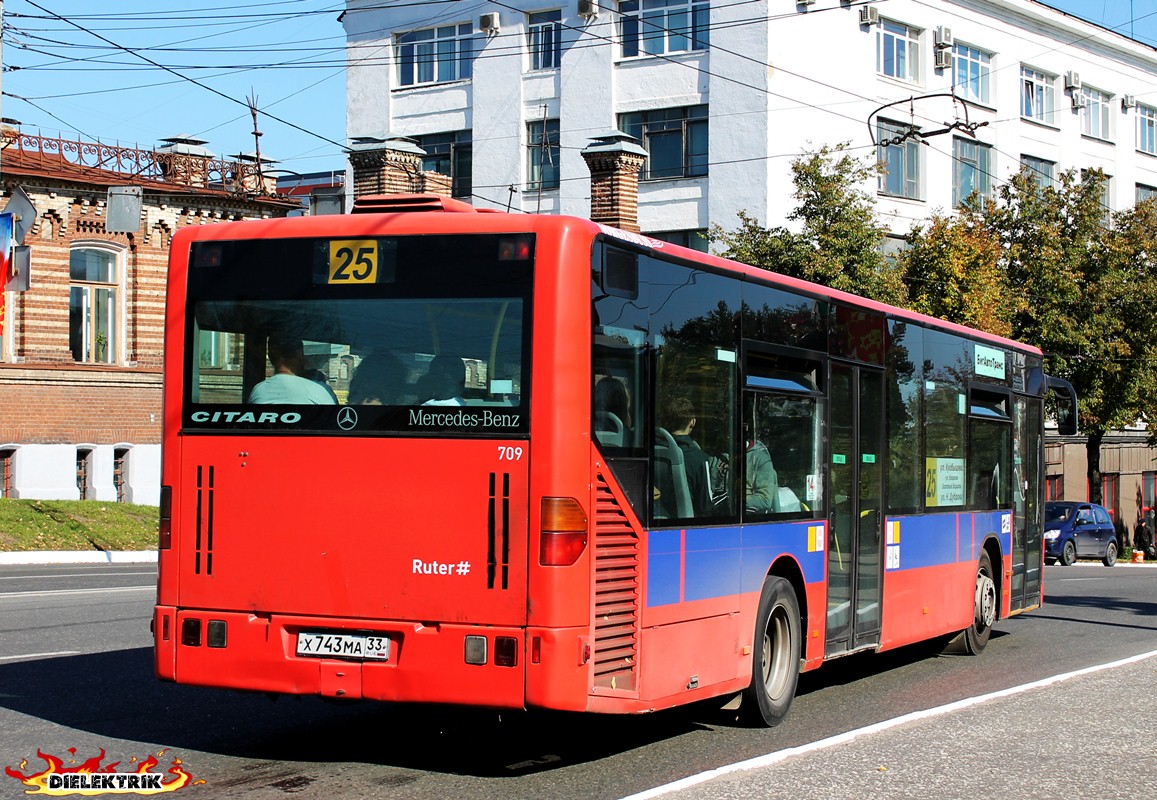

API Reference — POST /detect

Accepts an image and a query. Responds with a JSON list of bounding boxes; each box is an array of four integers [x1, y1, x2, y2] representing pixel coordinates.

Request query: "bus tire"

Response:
[[741, 576, 801, 727], [963, 550, 997, 655]]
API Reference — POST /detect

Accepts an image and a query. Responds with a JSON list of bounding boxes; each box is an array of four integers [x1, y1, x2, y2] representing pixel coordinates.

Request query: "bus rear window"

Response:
[[183, 234, 532, 436]]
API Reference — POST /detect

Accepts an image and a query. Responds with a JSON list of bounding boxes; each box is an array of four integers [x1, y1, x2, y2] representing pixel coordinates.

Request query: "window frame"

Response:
[[1137, 104, 1157, 156], [69, 242, 124, 365], [416, 130, 473, 198], [877, 19, 921, 84], [877, 119, 921, 200], [1137, 183, 1157, 204], [1080, 86, 1113, 141], [618, 0, 710, 59], [528, 10, 562, 71], [1021, 66, 1055, 125], [526, 118, 561, 191], [953, 136, 992, 207], [1021, 155, 1056, 190], [396, 22, 475, 88], [952, 43, 991, 105], [618, 104, 709, 181]]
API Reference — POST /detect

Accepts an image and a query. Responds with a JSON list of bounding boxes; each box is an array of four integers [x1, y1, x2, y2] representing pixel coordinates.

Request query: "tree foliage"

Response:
[[711, 145, 907, 305]]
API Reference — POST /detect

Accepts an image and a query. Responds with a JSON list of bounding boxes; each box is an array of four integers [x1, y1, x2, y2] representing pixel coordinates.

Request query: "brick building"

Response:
[[0, 131, 299, 504]]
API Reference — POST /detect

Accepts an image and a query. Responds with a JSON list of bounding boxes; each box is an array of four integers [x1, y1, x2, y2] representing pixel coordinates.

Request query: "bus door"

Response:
[[826, 363, 885, 655], [1010, 395, 1043, 610]]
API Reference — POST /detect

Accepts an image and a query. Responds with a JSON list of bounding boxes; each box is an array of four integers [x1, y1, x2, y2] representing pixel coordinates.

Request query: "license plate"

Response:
[[296, 631, 390, 661]]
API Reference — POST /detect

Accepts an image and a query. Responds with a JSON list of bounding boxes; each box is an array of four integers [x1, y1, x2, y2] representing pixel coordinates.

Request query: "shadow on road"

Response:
[[0, 647, 715, 779]]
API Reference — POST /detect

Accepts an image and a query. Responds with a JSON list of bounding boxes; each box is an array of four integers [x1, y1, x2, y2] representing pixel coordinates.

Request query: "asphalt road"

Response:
[[1, 562, 1154, 800]]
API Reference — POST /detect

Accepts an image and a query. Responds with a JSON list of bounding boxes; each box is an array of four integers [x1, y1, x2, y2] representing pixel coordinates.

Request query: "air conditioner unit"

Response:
[[934, 26, 953, 49], [479, 12, 500, 34], [578, 0, 600, 19], [1072, 94, 1087, 109], [934, 48, 952, 70], [859, 5, 879, 26], [797, 0, 817, 5], [1123, 94, 1137, 109], [1065, 70, 1082, 91]]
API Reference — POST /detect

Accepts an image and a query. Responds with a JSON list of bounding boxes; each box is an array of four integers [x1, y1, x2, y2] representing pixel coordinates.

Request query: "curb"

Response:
[[0, 551, 158, 565]]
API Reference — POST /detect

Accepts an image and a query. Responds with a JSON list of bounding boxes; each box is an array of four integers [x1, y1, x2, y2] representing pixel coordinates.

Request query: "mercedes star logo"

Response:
[[337, 407, 359, 431]]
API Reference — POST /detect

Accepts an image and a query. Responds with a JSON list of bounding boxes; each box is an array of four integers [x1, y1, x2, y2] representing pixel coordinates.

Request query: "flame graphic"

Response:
[[4, 749, 201, 795]]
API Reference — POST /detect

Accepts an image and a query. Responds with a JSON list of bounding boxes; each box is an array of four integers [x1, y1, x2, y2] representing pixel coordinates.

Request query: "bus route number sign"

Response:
[[328, 240, 379, 284]]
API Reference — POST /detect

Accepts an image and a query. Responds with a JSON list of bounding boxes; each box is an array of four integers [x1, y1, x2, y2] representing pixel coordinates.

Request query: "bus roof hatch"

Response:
[[351, 194, 479, 214]]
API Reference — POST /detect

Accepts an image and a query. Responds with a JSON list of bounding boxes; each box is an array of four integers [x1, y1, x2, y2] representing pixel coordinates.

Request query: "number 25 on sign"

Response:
[[328, 240, 378, 284]]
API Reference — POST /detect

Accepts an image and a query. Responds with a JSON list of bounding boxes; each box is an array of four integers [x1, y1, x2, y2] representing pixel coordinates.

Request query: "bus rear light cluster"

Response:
[[180, 618, 227, 648], [540, 497, 588, 566], [464, 635, 519, 667]]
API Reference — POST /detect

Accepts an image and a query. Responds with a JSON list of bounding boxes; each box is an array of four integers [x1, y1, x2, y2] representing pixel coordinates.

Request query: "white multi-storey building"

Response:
[[342, 0, 1157, 243]]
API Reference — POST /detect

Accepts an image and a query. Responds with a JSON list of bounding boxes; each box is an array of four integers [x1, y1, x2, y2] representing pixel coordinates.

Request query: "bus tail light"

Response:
[[158, 485, 172, 550], [540, 498, 587, 566]]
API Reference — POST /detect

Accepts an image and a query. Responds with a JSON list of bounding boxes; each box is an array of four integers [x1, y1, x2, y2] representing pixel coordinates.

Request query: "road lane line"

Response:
[[0, 586, 154, 600], [617, 647, 1157, 800], [0, 572, 154, 581], [0, 651, 82, 662]]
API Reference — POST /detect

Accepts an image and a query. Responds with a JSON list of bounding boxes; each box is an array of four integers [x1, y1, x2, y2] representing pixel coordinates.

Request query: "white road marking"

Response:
[[0, 586, 154, 600], [0, 572, 153, 581], [0, 651, 82, 662], [617, 648, 1157, 800]]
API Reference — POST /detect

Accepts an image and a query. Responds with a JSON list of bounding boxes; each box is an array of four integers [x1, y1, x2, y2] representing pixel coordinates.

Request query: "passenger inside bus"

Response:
[[662, 396, 713, 517], [248, 334, 337, 405], [348, 352, 404, 405], [594, 376, 632, 447], [417, 355, 467, 406]]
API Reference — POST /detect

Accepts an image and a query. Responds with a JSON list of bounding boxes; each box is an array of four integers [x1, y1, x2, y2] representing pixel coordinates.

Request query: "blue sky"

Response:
[[0, 1, 1153, 177]]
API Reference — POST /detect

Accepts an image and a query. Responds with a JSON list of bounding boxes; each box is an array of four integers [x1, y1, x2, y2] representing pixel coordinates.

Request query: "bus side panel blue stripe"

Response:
[[646, 521, 823, 608]]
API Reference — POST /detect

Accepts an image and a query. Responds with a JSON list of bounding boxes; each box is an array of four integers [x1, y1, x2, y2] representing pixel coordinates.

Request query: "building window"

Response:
[[114, 448, 128, 503], [1021, 66, 1055, 124], [953, 44, 991, 104], [70, 246, 120, 364], [1102, 473, 1120, 526], [1045, 474, 1062, 501], [416, 130, 472, 198], [1021, 155, 1055, 190], [877, 120, 920, 199], [77, 448, 92, 501], [528, 10, 562, 70], [1080, 86, 1112, 140], [1137, 105, 1157, 155], [619, 0, 709, 59], [953, 137, 992, 207], [1137, 183, 1157, 203], [619, 105, 708, 180], [0, 449, 13, 498], [527, 119, 560, 190], [647, 229, 709, 252], [878, 20, 920, 83], [397, 23, 474, 87]]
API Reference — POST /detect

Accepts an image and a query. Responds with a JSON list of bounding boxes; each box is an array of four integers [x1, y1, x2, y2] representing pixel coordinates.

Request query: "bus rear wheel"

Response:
[[741, 576, 801, 727], [963, 550, 996, 655]]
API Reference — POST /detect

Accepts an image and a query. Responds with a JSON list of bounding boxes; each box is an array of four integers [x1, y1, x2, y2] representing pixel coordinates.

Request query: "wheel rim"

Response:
[[1064, 542, 1075, 563], [1106, 543, 1117, 564], [761, 603, 792, 700], [975, 567, 997, 630]]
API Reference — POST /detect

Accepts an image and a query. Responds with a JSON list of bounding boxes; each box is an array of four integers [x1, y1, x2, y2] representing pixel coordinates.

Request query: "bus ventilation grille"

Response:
[[351, 194, 478, 214], [195, 465, 215, 575], [488, 472, 510, 590], [592, 472, 639, 692]]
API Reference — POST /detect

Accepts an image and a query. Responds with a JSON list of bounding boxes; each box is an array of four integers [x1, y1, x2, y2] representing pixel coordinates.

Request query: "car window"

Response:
[[1093, 506, 1112, 525], [1076, 508, 1094, 524], [1046, 503, 1070, 522]]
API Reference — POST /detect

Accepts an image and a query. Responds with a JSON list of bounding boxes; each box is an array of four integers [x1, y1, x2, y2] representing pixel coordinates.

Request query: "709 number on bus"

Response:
[[498, 446, 524, 461]]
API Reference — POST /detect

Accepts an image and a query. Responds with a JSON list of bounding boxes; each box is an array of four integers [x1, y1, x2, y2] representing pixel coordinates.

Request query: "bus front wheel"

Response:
[[741, 576, 802, 727], [963, 550, 996, 655]]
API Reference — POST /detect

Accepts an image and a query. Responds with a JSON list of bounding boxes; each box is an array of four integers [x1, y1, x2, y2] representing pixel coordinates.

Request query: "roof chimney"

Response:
[[581, 130, 648, 233]]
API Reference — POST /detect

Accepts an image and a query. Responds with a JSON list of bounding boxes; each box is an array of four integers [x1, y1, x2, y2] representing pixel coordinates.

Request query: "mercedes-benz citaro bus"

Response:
[[153, 194, 1077, 726]]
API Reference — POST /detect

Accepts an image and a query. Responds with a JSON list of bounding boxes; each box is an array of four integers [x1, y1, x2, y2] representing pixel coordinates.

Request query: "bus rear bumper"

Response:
[[153, 606, 526, 708]]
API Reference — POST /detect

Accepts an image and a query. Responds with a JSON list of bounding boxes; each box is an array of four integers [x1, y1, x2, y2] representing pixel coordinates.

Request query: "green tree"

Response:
[[711, 145, 907, 305], [900, 210, 1018, 338], [984, 168, 1157, 504]]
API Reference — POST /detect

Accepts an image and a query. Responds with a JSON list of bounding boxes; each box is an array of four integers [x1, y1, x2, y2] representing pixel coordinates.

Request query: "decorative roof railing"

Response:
[[1, 130, 285, 197]]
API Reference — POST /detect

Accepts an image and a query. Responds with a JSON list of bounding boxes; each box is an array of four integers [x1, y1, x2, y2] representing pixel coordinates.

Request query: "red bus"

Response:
[[153, 195, 1077, 725]]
